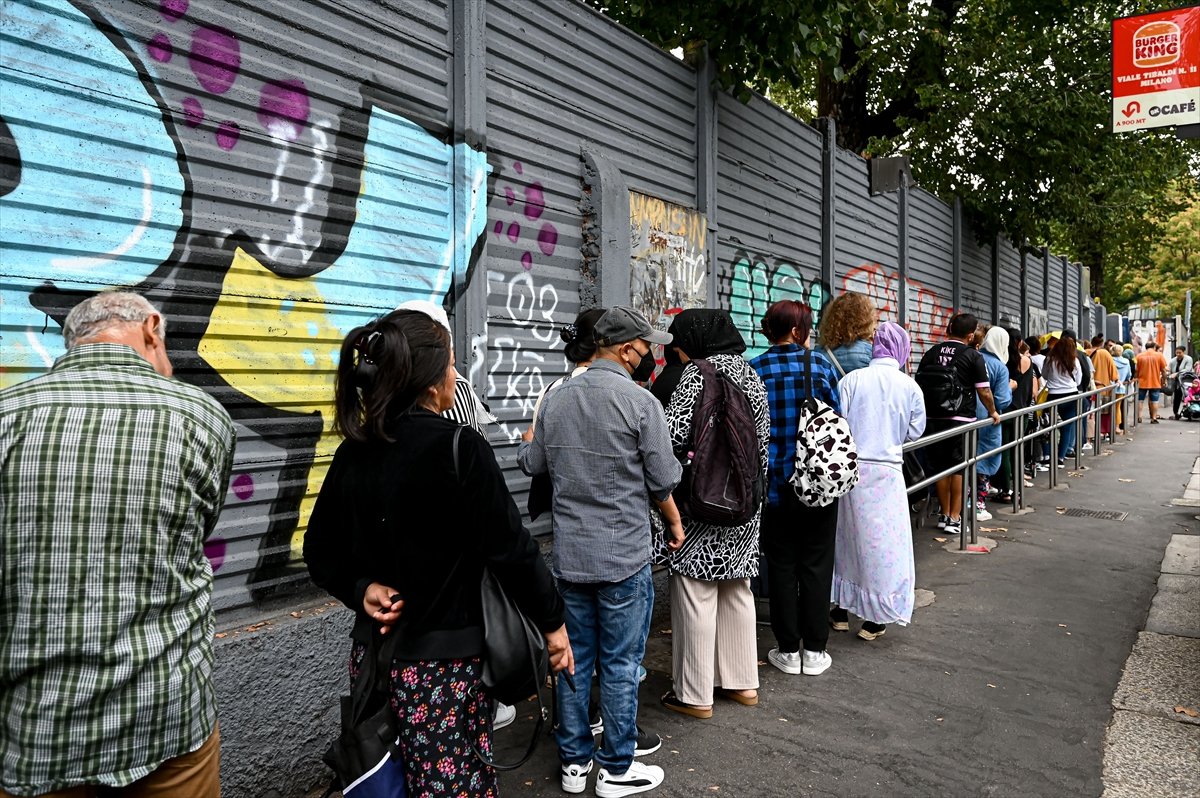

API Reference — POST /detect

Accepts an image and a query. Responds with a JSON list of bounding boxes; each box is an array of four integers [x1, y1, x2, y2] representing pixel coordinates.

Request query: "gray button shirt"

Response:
[[517, 359, 682, 583]]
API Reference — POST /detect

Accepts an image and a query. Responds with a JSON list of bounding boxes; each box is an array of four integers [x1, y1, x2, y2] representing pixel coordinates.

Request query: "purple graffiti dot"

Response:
[[189, 26, 240, 94], [160, 0, 188, 22], [147, 32, 173, 63], [493, 220, 503, 237], [215, 120, 240, 150], [507, 221, 521, 243], [537, 223, 558, 257], [513, 161, 524, 175], [204, 537, 226, 571], [524, 183, 545, 220], [504, 187, 515, 206], [521, 252, 533, 271], [257, 79, 310, 141], [182, 97, 204, 127], [232, 473, 255, 500]]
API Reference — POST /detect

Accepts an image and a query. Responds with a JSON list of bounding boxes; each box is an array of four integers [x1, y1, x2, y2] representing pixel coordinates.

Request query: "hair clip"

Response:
[[560, 324, 578, 344]]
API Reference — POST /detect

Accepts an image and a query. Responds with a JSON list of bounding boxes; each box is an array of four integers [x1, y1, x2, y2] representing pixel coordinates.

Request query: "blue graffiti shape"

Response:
[[726, 249, 831, 358], [0, 117, 19, 197], [0, 0, 186, 373]]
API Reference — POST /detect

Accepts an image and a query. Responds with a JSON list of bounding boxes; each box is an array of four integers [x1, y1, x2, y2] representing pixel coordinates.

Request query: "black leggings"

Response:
[[760, 491, 839, 654]]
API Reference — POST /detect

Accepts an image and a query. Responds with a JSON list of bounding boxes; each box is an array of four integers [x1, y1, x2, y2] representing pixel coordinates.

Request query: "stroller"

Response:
[[1181, 372, 1200, 421]]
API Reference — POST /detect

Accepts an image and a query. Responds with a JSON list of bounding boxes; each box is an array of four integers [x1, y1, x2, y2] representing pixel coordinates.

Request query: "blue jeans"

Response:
[[1053, 394, 1079, 460], [555, 564, 652, 773]]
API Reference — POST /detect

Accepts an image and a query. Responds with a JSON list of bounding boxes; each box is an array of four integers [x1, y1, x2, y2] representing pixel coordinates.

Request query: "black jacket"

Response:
[[305, 409, 564, 660]]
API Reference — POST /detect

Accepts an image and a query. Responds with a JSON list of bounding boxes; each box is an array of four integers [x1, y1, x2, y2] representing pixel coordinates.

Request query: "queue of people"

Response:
[[1, 288, 1175, 798]]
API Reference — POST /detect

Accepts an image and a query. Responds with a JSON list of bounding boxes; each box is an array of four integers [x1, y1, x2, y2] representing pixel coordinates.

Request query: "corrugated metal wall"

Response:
[[1, 0, 1091, 614], [1048, 258, 1066, 330], [997, 240, 1022, 326], [717, 94, 824, 356], [960, 237, 991, 321]]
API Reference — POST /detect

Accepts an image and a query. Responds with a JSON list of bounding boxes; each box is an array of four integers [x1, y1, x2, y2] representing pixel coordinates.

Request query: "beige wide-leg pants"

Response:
[[670, 574, 759, 706]]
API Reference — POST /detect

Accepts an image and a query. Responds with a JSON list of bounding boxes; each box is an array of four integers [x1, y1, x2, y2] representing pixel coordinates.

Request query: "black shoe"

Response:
[[830, 607, 850, 631], [634, 727, 662, 757], [858, 621, 887, 641]]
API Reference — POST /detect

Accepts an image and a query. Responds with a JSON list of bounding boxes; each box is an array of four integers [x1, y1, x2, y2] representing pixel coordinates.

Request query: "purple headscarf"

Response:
[[872, 321, 911, 367]]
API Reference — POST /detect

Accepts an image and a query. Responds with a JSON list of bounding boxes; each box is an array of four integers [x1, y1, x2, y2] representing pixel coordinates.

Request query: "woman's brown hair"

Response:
[[333, 309, 451, 442], [818, 292, 876, 349], [760, 300, 813, 345]]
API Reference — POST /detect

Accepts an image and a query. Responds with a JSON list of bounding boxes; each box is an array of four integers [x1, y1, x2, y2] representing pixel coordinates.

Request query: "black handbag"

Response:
[[451, 427, 551, 770], [321, 632, 407, 798]]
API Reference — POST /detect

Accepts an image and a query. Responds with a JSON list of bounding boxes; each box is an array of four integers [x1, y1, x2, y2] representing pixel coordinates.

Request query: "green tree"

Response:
[[592, 0, 1200, 299]]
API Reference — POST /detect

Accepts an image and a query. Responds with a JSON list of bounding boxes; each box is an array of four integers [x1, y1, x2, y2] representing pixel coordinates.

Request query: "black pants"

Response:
[[1174, 387, 1185, 418], [760, 491, 839, 654]]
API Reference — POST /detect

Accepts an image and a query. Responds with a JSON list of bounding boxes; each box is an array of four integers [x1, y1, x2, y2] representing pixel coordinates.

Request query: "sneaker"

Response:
[[1081, 442, 1092, 451], [595, 761, 664, 797], [801, 649, 832, 675], [493, 701, 516, 731], [1057, 459, 1065, 468], [944, 518, 961, 536], [561, 760, 593, 794], [1035, 463, 1050, 472], [936, 514, 949, 529], [590, 711, 604, 737], [858, 621, 887, 641], [830, 607, 850, 632], [637, 664, 647, 683], [976, 507, 992, 522], [767, 648, 803, 675], [634, 727, 662, 756]]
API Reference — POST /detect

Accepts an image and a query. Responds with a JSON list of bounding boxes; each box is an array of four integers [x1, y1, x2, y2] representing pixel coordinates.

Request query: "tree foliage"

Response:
[[590, 0, 1200, 312]]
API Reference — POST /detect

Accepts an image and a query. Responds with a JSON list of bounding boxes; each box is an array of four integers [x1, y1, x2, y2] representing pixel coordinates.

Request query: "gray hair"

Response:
[[63, 292, 167, 349]]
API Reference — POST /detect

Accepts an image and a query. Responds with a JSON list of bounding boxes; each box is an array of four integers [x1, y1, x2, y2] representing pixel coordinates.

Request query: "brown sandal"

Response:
[[716, 688, 759, 706], [660, 690, 713, 718]]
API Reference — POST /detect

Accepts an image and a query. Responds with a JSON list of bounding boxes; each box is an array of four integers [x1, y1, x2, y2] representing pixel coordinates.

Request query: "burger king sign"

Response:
[[1112, 6, 1200, 132]]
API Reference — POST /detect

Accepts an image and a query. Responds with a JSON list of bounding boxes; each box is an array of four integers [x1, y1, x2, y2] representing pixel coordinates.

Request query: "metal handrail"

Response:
[[901, 377, 1139, 550]]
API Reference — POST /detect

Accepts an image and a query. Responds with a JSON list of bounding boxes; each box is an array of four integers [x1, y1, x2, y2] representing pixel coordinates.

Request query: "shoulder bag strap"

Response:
[[803, 348, 818, 413], [823, 346, 846, 378]]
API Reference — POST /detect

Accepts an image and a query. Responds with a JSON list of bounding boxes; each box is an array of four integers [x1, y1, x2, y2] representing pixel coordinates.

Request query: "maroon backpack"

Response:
[[675, 358, 763, 526]]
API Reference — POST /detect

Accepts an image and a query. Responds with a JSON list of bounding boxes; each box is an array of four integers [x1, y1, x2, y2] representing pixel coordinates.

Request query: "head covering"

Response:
[[982, 326, 1009, 361], [395, 299, 451, 338], [594, 306, 673, 346], [667, 309, 746, 359], [871, 321, 911, 367]]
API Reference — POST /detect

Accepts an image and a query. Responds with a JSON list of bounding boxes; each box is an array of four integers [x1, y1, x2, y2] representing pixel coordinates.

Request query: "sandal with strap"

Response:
[[660, 690, 713, 718], [716, 688, 759, 706]]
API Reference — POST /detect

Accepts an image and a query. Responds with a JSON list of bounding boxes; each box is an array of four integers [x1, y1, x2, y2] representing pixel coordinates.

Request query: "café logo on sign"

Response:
[[1133, 21, 1181, 68]]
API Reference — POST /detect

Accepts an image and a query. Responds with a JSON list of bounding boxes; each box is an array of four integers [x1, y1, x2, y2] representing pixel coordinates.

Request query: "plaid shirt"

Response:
[[749, 344, 841, 506], [0, 344, 235, 796]]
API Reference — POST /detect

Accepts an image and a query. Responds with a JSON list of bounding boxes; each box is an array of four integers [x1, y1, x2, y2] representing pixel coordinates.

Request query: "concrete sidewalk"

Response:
[[493, 420, 1200, 797]]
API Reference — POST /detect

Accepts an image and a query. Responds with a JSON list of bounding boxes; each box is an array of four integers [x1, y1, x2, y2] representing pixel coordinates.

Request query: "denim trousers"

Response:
[[555, 564, 652, 773], [1054, 394, 1079, 460]]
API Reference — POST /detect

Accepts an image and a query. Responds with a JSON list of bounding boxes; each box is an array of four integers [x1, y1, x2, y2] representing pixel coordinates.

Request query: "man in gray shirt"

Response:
[[518, 306, 683, 797]]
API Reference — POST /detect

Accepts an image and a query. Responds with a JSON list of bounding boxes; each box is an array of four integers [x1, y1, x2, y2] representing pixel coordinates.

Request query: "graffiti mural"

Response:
[[726, 250, 831, 357], [842, 264, 955, 355], [629, 192, 706, 332], [0, 0, 491, 607]]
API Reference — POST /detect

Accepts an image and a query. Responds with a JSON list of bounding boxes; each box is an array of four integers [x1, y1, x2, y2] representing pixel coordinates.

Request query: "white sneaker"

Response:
[[801, 649, 832, 675], [944, 518, 961, 536], [976, 507, 993, 521], [561, 761, 593, 794], [493, 701, 516, 731], [1082, 442, 1092, 451], [936, 514, 949, 529], [768, 647, 803, 675], [595, 761, 664, 797]]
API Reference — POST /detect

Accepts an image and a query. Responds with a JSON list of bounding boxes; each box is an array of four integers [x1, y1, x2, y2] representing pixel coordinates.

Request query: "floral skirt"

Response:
[[349, 643, 497, 798]]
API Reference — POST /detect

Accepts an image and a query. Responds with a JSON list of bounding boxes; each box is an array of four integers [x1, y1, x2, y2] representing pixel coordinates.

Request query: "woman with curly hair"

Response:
[[815, 292, 878, 376]]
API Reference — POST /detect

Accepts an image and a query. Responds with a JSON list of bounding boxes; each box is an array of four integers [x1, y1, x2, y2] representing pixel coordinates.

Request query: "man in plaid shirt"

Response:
[[0, 292, 235, 797]]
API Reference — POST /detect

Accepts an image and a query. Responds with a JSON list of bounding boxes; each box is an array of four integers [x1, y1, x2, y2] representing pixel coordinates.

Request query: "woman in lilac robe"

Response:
[[830, 322, 927, 640]]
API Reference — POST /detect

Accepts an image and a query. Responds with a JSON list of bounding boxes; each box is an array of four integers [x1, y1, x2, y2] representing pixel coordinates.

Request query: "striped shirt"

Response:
[[749, 344, 841, 506], [516, 359, 682, 583], [0, 344, 235, 796]]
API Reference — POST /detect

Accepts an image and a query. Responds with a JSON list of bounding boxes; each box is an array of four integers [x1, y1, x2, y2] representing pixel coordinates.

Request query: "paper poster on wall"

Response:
[[1028, 307, 1049, 337], [629, 191, 707, 333]]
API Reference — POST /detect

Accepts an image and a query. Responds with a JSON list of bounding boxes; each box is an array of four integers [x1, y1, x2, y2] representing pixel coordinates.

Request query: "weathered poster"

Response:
[[629, 192, 707, 332]]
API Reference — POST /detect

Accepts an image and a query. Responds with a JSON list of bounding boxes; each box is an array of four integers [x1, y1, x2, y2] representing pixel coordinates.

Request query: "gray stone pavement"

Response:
[[489, 420, 1200, 797]]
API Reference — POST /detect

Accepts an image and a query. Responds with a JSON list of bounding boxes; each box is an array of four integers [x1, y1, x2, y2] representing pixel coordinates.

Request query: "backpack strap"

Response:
[[802, 348, 818, 413]]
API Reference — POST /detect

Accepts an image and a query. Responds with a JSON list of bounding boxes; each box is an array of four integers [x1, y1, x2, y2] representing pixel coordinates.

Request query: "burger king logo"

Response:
[[1133, 21, 1180, 68]]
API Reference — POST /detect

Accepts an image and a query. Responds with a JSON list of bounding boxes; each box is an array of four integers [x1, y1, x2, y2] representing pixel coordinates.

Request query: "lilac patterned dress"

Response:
[[349, 643, 497, 798]]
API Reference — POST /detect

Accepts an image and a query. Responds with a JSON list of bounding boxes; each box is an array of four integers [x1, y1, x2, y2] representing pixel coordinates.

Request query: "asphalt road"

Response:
[[495, 419, 1200, 797]]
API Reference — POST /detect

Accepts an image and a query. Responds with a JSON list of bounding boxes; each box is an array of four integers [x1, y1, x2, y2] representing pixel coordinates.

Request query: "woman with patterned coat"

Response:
[[653, 309, 770, 719]]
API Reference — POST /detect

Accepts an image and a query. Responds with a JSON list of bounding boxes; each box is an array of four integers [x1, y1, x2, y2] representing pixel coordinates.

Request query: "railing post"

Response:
[[968, 427, 979, 545], [960, 427, 972, 551], [1012, 413, 1024, 513], [1095, 389, 1104, 457], [1048, 419, 1058, 489], [1074, 397, 1083, 471]]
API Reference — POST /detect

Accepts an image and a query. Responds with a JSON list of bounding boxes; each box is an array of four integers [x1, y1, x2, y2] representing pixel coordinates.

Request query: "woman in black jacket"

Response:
[[306, 309, 572, 797]]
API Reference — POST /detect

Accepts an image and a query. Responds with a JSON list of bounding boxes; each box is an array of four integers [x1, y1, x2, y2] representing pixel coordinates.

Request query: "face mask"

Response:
[[629, 346, 656, 382]]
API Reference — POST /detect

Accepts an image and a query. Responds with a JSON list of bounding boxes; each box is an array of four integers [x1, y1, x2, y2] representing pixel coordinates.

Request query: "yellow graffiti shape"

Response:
[[198, 247, 341, 555]]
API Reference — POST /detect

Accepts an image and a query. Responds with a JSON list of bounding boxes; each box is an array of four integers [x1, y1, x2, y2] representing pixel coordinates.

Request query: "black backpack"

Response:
[[675, 358, 763, 526], [915, 344, 968, 418]]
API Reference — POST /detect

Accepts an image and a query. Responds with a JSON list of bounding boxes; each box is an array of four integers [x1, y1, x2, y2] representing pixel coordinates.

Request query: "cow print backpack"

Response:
[[789, 349, 859, 507]]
